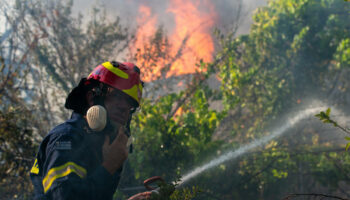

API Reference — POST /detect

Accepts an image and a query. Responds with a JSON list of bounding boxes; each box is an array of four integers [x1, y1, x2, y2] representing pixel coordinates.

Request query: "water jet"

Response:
[[178, 106, 329, 185]]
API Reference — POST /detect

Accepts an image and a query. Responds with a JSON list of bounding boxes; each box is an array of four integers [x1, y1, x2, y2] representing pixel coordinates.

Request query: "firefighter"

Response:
[[30, 61, 151, 200]]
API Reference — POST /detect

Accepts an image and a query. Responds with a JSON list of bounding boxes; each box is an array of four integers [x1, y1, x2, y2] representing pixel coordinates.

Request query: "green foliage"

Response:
[[0, 107, 37, 199], [129, 89, 224, 182], [212, 0, 350, 198], [219, 0, 350, 110], [124, 0, 350, 198], [0, 56, 39, 199], [216, 0, 350, 149], [316, 108, 350, 150], [170, 186, 201, 200], [149, 181, 176, 200], [315, 108, 338, 127], [147, 179, 201, 200], [346, 137, 350, 151], [334, 38, 350, 69]]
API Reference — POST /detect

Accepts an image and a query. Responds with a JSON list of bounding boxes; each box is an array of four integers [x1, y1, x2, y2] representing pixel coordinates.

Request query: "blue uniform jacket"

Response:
[[30, 112, 122, 200]]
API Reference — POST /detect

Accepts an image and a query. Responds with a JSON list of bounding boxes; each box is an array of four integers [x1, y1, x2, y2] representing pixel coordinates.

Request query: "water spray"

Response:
[[177, 106, 329, 185], [121, 104, 338, 196]]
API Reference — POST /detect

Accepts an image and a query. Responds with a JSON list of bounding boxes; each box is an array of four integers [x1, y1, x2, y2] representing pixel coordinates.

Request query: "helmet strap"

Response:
[[91, 83, 107, 107]]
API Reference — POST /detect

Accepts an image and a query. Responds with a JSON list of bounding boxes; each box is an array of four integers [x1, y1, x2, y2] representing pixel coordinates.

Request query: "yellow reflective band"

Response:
[[42, 162, 87, 193], [102, 62, 129, 79], [122, 83, 142, 103], [30, 159, 39, 174]]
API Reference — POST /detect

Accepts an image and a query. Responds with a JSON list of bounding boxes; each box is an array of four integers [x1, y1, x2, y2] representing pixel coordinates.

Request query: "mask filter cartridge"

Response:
[[86, 105, 107, 131]]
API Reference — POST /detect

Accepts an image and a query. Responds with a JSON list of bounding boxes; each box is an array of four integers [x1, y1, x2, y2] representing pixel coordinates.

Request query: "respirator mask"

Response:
[[65, 61, 143, 153], [86, 85, 134, 152]]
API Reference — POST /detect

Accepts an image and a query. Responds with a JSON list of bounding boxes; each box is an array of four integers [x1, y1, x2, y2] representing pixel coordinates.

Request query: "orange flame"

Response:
[[134, 0, 217, 81], [134, 5, 158, 50], [167, 0, 216, 76]]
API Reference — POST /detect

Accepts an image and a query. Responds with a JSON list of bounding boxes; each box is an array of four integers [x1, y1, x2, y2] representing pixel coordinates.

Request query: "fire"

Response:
[[134, 0, 217, 81], [167, 0, 216, 76], [134, 5, 158, 54]]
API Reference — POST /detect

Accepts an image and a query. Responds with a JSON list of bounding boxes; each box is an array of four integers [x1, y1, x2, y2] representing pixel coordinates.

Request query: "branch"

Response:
[[283, 193, 349, 200], [235, 157, 279, 187], [315, 108, 350, 135], [166, 46, 233, 121], [324, 154, 350, 182]]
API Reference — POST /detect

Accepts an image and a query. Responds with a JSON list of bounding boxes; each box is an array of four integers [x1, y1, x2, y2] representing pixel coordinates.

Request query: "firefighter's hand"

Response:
[[128, 192, 152, 200], [102, 127, 128, 175]]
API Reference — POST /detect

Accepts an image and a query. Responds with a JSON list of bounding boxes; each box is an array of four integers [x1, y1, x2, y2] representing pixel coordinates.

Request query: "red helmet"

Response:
[[87, 61, 143, 105]]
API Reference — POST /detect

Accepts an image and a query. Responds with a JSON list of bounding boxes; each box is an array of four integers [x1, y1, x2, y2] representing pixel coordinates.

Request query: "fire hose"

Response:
[[120, 176, 175, 198], [143, 176, 165, 194]]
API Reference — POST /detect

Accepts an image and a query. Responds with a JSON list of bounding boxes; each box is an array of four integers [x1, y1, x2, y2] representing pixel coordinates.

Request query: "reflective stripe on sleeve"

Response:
[[42, 162, 87, 193], [30, 159, 39, 174]]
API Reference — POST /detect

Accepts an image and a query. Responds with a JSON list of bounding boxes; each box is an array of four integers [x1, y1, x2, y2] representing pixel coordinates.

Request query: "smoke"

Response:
[[71, 0, 267, 35]]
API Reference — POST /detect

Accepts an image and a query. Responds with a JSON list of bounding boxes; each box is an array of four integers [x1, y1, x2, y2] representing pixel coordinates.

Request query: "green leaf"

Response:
[[346, 142, 350, 151]]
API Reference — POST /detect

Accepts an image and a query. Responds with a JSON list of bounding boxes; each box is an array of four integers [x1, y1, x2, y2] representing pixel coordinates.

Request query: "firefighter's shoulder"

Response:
[[45, 116, 87, 153], [40, 118, 90, 194]]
